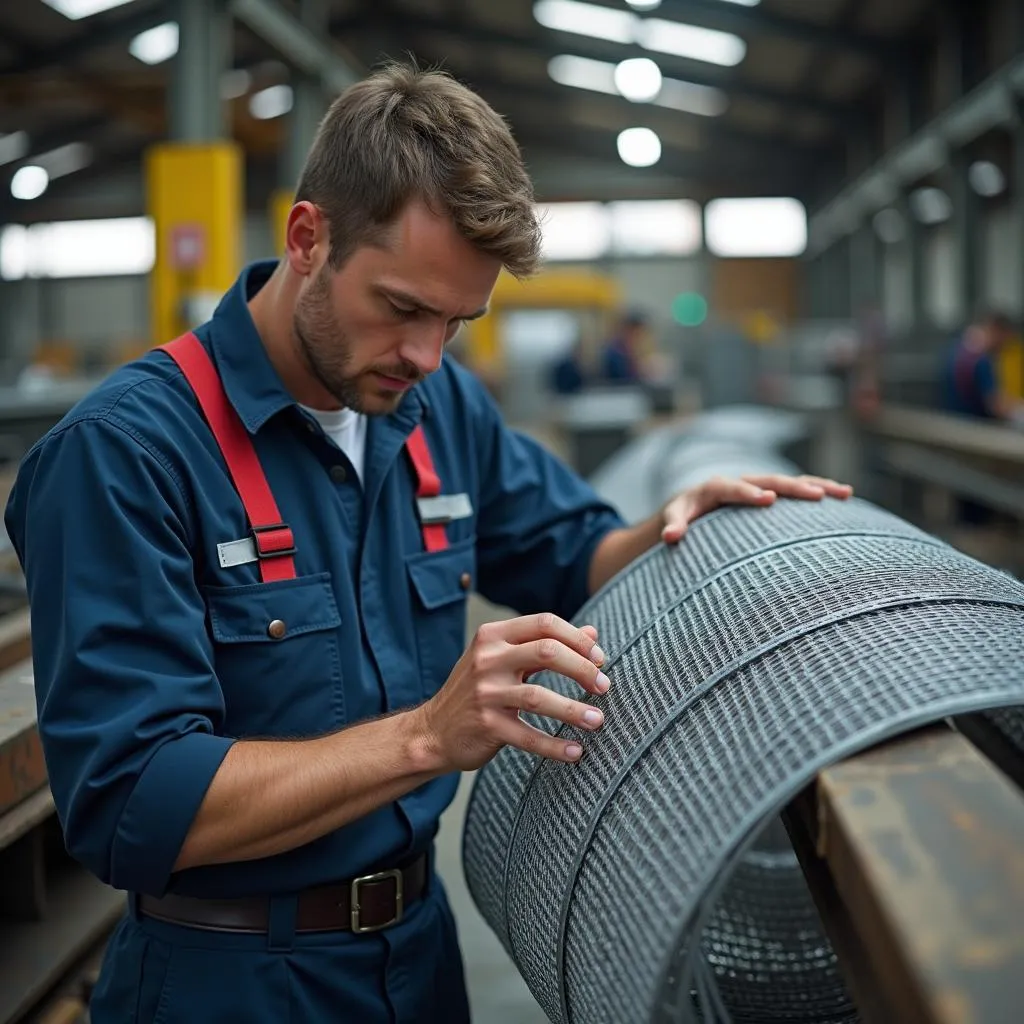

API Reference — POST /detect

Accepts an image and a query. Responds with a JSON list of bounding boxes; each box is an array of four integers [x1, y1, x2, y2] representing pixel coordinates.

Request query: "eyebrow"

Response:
[[382, 286, 489, 321]]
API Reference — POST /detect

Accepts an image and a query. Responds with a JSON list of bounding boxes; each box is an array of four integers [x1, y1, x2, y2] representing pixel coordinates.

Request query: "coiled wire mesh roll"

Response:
[[461, 495, 1024, 1024]]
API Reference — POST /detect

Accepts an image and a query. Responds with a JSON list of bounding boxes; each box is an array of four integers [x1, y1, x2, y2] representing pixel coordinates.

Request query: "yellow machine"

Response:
[[461, 268, 622, 385], [998, 333, 1024, 400], [146, 141, 244, 345]]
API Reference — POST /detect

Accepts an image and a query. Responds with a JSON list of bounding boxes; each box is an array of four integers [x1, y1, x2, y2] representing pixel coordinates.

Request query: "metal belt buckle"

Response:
[[350, 868, 404, 933]]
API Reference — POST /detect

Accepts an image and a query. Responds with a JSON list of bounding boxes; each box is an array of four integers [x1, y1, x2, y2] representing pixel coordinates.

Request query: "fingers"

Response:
[[489, 612, 605, 669], [510, 638, 611, 695], [512, 683, 605, 732], [741, 474, 854, 500], [493, 714, 586, 763]]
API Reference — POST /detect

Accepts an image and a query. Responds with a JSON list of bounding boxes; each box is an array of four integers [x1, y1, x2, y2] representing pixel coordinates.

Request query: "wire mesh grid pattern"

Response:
[[462, 497, 1024, 1024]]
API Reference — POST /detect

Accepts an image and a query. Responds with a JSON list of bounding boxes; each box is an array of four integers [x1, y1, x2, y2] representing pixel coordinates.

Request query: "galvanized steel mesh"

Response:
[[461, 495, 1024, 1024]]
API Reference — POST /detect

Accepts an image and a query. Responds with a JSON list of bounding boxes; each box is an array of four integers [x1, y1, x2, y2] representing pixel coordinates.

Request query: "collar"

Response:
[[206, 259, 429, 435]]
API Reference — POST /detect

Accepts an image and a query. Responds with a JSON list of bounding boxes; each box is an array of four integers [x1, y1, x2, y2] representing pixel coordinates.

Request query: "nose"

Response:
[[398, 322, 448, 376]]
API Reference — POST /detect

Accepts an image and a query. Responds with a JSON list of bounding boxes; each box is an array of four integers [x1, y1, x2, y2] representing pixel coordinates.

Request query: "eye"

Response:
[[388, 301, 418, 320]]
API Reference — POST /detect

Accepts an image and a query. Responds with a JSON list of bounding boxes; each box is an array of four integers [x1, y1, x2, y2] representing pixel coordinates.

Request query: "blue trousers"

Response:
[[89, 874, 472, 1023]]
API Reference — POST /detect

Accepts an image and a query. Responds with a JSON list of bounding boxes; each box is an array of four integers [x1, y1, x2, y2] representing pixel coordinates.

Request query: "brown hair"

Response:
[[294, 61, 542, 278]]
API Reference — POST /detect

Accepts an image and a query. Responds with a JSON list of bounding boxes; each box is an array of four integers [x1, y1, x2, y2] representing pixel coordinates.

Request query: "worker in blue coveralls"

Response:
[[4, 64, 853, 1023]]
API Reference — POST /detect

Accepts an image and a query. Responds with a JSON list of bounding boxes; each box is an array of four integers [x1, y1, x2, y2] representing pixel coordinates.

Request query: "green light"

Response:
[[672, 292, 707, 327]]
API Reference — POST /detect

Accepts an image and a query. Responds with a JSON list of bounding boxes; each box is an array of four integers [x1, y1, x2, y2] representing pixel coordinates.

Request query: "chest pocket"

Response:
[[406, 537, 475, 699], [203, 572, 343, 737]]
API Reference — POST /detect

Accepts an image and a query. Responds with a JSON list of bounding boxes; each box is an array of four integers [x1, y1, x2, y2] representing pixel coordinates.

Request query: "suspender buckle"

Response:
[[250, 522, 297, 560]]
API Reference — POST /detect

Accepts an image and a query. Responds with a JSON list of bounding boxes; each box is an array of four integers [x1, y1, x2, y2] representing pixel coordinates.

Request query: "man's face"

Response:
[[292, 199, 501, 414]]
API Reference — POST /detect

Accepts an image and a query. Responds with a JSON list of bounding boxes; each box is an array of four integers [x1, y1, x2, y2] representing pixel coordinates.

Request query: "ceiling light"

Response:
[[637, 18, 746, 66], [249, 84, 294, 120], [626, 0, 662, 9], [0, 132, 30, 167], [221, 69, 253, 100], [873, 208, 904, 244], [718, 0, 760, 5], [614, 58, 663, 103], [534, 0, 634, 43], [548, 54, 726, 116], [535, 1, 746, 68], [657, 77, 728, 116], [11, 166, 49, 201], [41, 0, 135, 19], [617, 127, 661, 168], [968, 160, 1006, 197], [909, 186, 951, 225], [129, 22, 179, 65], [35, 142, 92, 179]]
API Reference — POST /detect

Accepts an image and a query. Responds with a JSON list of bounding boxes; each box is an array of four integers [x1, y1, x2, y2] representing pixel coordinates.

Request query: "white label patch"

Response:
[[217, 537, 258, 568]]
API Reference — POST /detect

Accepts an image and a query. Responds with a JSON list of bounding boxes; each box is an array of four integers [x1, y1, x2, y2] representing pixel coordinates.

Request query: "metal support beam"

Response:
[[898, 187, 926, 329], [1015, 97, 1024, 335], [950, 148, 980, 322], [229, 0, 361, 95], [784, 725, 1024, 1024], [282, 0, 330, 187], [170, 0, 229, 142]]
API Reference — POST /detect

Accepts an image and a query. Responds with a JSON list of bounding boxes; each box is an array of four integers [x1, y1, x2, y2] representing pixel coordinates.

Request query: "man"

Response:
[[601, 309, 649, 385], [4, 64, 851, 1023], [941, 310, 1024, 424]]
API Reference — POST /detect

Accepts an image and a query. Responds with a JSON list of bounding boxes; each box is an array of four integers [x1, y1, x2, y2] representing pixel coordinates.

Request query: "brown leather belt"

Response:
[[137, 852, 428, 935]]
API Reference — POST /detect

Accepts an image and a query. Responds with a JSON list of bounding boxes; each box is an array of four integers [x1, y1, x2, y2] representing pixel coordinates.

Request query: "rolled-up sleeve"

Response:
[[5, 414, 234, 896], [470, 389, 625, 620]]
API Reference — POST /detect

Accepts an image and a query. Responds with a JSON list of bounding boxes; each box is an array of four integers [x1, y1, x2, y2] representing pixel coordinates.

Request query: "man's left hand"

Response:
[[661, 474, 854, 544]]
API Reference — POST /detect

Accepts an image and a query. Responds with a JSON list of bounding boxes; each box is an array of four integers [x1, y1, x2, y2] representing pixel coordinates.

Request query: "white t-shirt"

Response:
[[302, 406, 367, 482]]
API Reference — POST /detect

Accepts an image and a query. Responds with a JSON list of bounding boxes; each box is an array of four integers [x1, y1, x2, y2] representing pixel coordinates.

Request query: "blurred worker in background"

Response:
[[5, 63, 852, 1024], [941, 310, 1024, 426], [601, 309, 649, 385]]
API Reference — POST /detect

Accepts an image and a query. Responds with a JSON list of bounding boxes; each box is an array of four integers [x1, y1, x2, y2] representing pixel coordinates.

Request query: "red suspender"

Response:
[[160, 332, 449, 565], [159, 333, 298, 583], [405, 424, 450, 553]]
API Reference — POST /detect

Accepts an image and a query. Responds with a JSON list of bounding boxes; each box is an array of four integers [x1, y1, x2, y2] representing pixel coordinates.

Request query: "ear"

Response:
[[284, 201, 329, 277]]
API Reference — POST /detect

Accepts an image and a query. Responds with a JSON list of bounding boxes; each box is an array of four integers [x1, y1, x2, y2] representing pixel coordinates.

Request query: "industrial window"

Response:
[[0, 217, 156, 280], [704, 197, 807, 258], [609, 200, 701, 256], [539, 199, 703, 261], [537, 202, 612, 261]]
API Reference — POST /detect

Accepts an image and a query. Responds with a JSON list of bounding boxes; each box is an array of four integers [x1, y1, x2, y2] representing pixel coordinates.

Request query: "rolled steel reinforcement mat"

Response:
[[461, 497, 1024, 1024]]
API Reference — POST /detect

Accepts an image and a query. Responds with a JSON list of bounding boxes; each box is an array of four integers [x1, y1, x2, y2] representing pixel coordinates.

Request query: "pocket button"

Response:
[[459, 572, 471, 590], [267, 618, 287, 640]]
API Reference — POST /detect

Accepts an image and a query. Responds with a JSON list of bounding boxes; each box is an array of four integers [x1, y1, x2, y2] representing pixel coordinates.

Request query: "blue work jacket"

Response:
[[5, 259, 624, 901]]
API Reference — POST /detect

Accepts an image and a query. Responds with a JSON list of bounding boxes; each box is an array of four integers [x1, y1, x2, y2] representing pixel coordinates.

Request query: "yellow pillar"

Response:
[[269, 188, 294, 255], [145, 141, 243, 345]]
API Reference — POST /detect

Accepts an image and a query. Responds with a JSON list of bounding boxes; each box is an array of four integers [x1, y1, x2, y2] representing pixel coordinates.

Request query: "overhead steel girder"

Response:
[[502, 106, 810, 193], [0, 4, 172, 76], [459, 71, 835, 165], [228, 0, 362, 95], [335, 10, 855, 125]]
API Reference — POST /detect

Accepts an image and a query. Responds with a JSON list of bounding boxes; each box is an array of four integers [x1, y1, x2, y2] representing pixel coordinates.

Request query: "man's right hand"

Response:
[[413, 613, 610, 772]]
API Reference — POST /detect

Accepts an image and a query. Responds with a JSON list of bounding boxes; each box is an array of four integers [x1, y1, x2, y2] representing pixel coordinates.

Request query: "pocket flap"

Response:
[[406, 539, 475, 611], [204, 572, 341, 643]]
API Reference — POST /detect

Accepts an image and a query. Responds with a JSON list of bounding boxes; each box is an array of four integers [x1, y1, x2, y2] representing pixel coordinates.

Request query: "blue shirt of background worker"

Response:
[[601, 310, 648, 385], [941, 312, 1015, 421]]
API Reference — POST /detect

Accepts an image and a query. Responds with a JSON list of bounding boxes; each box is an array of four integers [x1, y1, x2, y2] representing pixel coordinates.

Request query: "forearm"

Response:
[[174, 708, 443, 871], [587, 513, 664, 595]]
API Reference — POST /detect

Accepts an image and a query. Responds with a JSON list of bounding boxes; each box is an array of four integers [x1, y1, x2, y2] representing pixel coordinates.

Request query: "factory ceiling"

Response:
[[0, 0, 975, 223]]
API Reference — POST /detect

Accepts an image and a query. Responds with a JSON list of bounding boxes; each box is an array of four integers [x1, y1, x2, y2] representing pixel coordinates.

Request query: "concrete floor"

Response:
[[434, 593, 551, 1023]]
